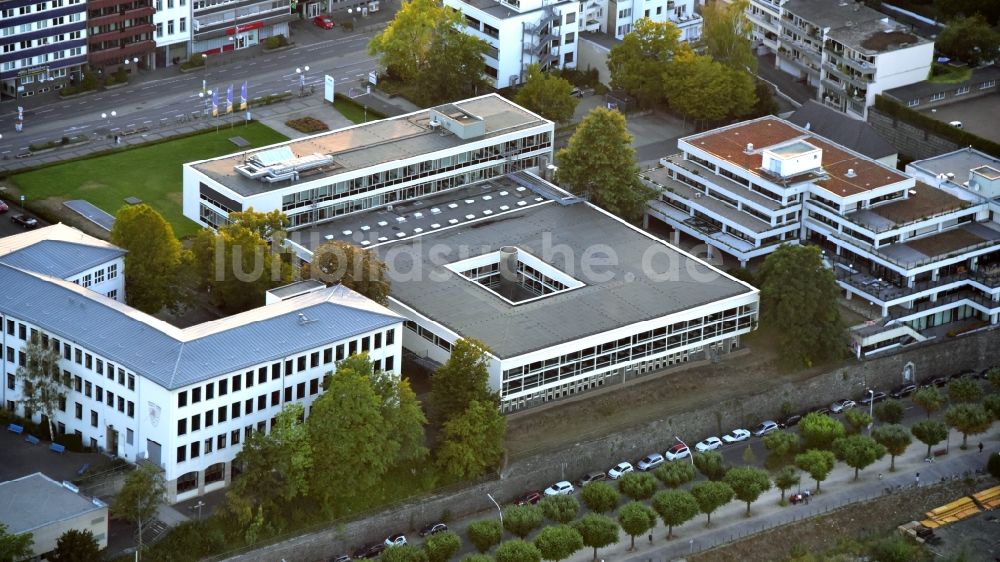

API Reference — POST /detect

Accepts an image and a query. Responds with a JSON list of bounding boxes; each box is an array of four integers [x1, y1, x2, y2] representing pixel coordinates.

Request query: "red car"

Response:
[[313, 15, 334, 29], [0, 200, 8, 213], [514, 490, 542, 506]]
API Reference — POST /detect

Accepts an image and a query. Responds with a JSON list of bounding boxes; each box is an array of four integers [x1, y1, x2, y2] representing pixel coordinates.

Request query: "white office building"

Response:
[[1, 226, 403, 503], [1, 0, 88, 100], [153, 0, 192, 67]]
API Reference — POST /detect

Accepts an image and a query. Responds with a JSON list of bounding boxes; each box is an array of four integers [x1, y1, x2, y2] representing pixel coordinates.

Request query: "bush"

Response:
[[180, 52, 206, 70], [55, 432, 87, 452], [264, 34, 289, 49], [869, 535, 920, 562], [285, 116, 330, 134]]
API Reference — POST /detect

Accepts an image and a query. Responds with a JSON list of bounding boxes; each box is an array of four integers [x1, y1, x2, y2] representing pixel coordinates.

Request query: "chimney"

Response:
[[745, 143, 754, 154], [845, 168, 857, 178]]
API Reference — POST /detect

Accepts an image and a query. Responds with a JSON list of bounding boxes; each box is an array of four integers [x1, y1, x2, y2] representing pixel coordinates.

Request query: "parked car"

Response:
[[544, 481, 575, 496], [778, 414, 802, 428], [949, 370, 977, 381], [353, 543, 385, 559], [10, 214, 38, 229], [721, 428, 751, 443], [949, 121, 963, 129], [329, 555, 351, 562], [578, 471, 607, 487], [665, 443, 690, 461], [923, 376, 949, 388], [830, 399, 856, 414], [608, 462, 634, 480], [514, 490, 542, 506], [0, 200, 8, 213], [695, 436, 723, 453], [789, 490, 812, 505], [860, 391, 887, 405], [419, 523, 448, 537], [637, 453, 665, 471], [384, 534, 407, 547], [570, 87, 584, 98], [811, 407, 832, 417], [889, 383, 917, 398], [753, 421, 779, 436], [313, 15, 335, 28]]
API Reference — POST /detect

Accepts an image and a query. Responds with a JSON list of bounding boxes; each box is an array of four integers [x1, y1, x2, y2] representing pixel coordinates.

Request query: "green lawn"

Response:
[[927, 63, 972, 84], [10, 122, 288, 239], [333, 97, 385, 125]]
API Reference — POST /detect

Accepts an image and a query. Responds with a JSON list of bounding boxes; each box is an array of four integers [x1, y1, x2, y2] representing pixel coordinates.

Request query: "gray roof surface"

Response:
[[0, 240, 125, 279], [909, 147, 1000, 180], [783, 0, 928, 53], [787, 101, 896, 160], [883, 65, 1000, 102], [358, 189, 754, 358], [0, 264, 401, 390], [454, 0, 573, 20], [0, 473, 103, 535]]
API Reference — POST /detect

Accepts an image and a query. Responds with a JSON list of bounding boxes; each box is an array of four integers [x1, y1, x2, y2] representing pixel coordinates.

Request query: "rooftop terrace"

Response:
[[846, 182, 971, 232]]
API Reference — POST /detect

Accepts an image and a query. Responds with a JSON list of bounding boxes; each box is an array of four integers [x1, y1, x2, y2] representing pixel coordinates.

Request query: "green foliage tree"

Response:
[[425, 532, 462, 562], [228, 207, 289, 240], [502, 505, 544, 539], [693, 451, 728, 481], [0, 523, 33, 562], [436, 399, 507, 480], [555, 108, 654, 221], [618, 472, 659, 500], [985, 393, 1000, 420], [935, 15, 1000, 66], [987, 368, 1000, 390], [700, 0, 756, 72], [110, 204, 183, 314], [368, 364, 429, 464], [495, 540, 541, 562], [762, 431, 800, 468], [461, 555, 494, 562], [581, 481, 619, 513], [723, 467, 771, 516], [50, 529, 100, 562], [913, 386, 944, 418], [773, 466, 800, 503], [607, 18, 681, 107], [944, 403, 992, 448], [799, 413, 847, 450], [14, 333, 66, 441], [532, 525, 583, 562], [948, 377, 984, 403], [874, 400, 905, 424], [844, 409, 873, 435], [832, 435, 886, 480], [307, 240, 390, 304], [794, 449, 837, 492], [466, 520, 503, 553], [651, 490, 699, 539], [539, 495, 580, 524], [572, 514, 619, 561], [431, 338, 497, 424], [872, 424, 912, 471], [415, 28, 488, 105], [382, 545, 429, 562], [756, 244, 844, 367], [935, 0, 1000, 25], [750, 81, 780, 118], [654, 461, 696, 488], [513, 65, 579, 123], [112, 463, 165, 553], [690, 481, 734, 527], [911, 419, 949, 458], [662, 44, 756, 123], [617, 501, 657, 550]]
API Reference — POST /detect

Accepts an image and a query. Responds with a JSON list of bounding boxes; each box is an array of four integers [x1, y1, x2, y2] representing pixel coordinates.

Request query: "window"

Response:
[[257, 395, 266, 410], [178, 418, 187, 435], [117, 397, 124, 413], [930, 92, 945, 101], [374, 333, 382, 349], [156, 23, 163, 38], [6, 374, 13, 390], [258, 368, 266, 384], [297, 382, 305, 399], [271, 390, 279, 407], [349, 341, 357, 355], [75, 403, 82, 419], [127, 429, 133, 445], [310, 378, 319, 395], [324, 348, 332, 364], [232, 375, 242, 392], [297, 356, 306, 371], [907, 99, 920, 107], [96, 387, 103, 402], [565, 12, 575, 24], [565, 32, 575, 44], [192, 414, 201, 431], [231, 429, 240, 445], [205, 410, 214, 427], [75, 349, 82, 364], [178, 391, 187, 407], [284, 387, 292, 403], [955, 86, 970, 95], [106, 391, 114, 407], [385, 356, 395, 372], [128, 374, 135, 391], [90, 410, 98, 427], [96, 359, 104, 375], [218, 405, 227, 422], [361, 337, 370, 352], [336, 344, 345, 361], [285, 359, 293, 375], [190, 441, 200, 458], [246, 398, 254, 414], [180, 17, 186, 32], [127, 401, 134, 418], [204, 438, 212, 454], [118, 368, 124, 386], [232, 401, 241, 418], [192, 387, 201, 403], [217, 433, 226, 449], [167, 20, 174, 34], [59, 396, 66, 412], [177, 445, 186, 462], [219, 379, 228, 396], [386, 329, 395, 345], [74, 376, 82, 392], [310, 351, 319, 368], [85, 381, 92, 398], [564, 52, 574, 64], [271, 363, 280, 380], [205, 383, 214, 400]]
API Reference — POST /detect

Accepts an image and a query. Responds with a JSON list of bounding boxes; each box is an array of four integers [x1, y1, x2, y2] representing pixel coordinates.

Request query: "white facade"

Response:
[[153, 0, 192, 66], [0, 0, 89, 99]]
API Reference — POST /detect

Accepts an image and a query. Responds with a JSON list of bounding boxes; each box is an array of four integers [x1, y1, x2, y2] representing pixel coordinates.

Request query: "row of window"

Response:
[[2, 28, 83, 53], [155, 18, 187, 37], [905, 81, 996, 106], [71, 394, 134, 420], [154, 0, 187, 10], [74, 263, 118, 288], [404, 321, 452, 353], [1, 46, 85, 71]]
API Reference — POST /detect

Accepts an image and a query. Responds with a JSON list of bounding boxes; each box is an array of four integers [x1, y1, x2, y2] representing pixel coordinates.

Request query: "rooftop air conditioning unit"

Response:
[[946, 172, 955, 180], [428, 119, 441, 130]]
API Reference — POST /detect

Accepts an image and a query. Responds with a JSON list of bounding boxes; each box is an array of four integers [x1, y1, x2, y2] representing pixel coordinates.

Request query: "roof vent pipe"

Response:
[[745, 143, 754, 154], [499, 246, 519, 282], [845, 168, 857, 178]]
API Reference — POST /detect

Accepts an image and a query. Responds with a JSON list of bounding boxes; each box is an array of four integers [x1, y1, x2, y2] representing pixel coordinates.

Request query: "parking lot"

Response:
[[919, 93, 1000, 144]]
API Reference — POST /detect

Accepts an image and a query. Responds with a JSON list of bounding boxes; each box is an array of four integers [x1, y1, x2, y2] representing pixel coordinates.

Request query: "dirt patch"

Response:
[[77, 180, 108, 192], [691, 478, 989, 562]]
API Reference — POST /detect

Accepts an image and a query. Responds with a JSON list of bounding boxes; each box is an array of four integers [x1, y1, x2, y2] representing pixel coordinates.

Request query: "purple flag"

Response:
[[211, 89, 219, 117], [240, 81, 248, 110], [226, 84, 234, 113]]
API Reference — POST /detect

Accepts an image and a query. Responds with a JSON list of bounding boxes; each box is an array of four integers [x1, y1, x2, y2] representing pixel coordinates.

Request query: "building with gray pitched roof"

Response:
[[787, 100, 897, 167]]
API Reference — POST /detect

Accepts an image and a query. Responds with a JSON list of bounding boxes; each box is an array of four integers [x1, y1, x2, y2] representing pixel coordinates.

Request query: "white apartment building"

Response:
[[1, 226, 404, 503], [153, 0, 192, 67], [747, 0, 933, 119], [0, 0, 88, 100], [644, 116, 1000, 357]]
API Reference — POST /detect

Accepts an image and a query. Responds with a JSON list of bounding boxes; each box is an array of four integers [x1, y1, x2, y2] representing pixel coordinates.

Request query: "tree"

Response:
[[307, 241, 390, 304], [944, 403, 992, 448], [581, 482, 619, 513], [872, 424, 912, 472], [651, 489, 699, 539], [495, 540, 542, 562], [935, 15, 1000, 66], [693, 451, 728, 481], [227, 208, 289, 240], [109, 204, 182, 313], [369, 364, 429, 464], [382, 545, 429, 562], [690, 481, 734, 527], [0, 523, 33, 562], [875, 400, 905, 424], [617, 501, 657, 550], [572, 514, 619, 562], [417, 29, 489, 105], [532, 525, 583, 562], [700, 0, 756, 72], [555, 108, 654, 222], [425, 532, 462, 562], [654, 461, 696, 488], [502, 505, 544, 539], [112, 463, 165, 554], [985, 393, 1000, 420], [755, 245, 844, 367], [539, 495, 579, 524], [773, 466, 800, 503], [14, 333, 66, 441], [723, 467, 771, 516], [799, 413, 846, 450], [794, 449, 837, 492], [514, 65, 579, 123], [607, 18, 681, 107], [911, 419, 949, 459], [462, 556, 494, 562], [750, 81, 780, 118], [832, 435, 886, 480], [948, 377, 983, 404], [662, 44, 757, 123], [913, 386, 944, 418], [844, 409, 873, 435], [466, 519, 503, 553], [762, 431, 800, 468], [436, 399, 507, 479], [935, 0, 1000, 25], [49, 529, 100, 562], [618, 472, 659, 500], [430, 338, 497, 424]]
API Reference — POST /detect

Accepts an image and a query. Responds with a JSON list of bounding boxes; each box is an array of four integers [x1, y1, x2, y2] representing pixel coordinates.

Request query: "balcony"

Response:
[[87, 39, 155, 63], [123, 6, 155, 19], [86, 0, 140, 10]]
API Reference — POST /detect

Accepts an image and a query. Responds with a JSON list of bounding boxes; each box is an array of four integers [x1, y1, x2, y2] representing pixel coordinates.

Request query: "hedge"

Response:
[[873, 95, 1000, 157]]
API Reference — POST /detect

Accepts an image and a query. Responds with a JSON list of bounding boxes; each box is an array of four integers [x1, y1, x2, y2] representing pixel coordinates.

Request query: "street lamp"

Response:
[[101, 110, 117, 126], [123, 56, 139, 71], [296, 65, 311, 96], [675, 435, 695, 467], [486, 493, 503, 527], [867, 389, 875, 435], [202, 53, 209, 74]]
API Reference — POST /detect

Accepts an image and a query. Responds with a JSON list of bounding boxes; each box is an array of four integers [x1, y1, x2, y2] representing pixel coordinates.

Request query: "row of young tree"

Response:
[[0, 525, 103, 562]]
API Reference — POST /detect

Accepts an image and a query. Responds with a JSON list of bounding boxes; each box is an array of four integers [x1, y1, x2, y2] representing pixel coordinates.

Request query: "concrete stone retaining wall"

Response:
[[866, 107, 963, 161], [225, 328, 1000, 561]]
